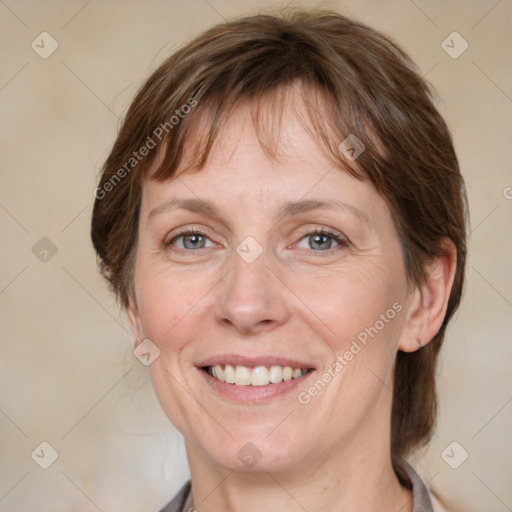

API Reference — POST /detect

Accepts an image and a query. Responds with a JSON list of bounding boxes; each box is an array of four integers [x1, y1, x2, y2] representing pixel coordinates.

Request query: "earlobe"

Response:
[[398, 239, 457, 353]]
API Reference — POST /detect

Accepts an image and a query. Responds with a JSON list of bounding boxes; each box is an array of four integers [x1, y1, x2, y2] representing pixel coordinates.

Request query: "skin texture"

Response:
[[127, 94, 456, 511]]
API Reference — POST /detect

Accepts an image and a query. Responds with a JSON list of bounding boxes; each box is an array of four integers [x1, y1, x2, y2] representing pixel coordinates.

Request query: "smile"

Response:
[[205, 364, 311, 386]]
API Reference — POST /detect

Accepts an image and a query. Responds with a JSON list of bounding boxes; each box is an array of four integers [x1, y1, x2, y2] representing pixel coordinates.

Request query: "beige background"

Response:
[[0, 0, 511, 510]]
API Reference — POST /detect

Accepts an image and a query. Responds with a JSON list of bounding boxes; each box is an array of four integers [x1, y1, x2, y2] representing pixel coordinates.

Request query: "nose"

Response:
[[214, 250, 291, 335]]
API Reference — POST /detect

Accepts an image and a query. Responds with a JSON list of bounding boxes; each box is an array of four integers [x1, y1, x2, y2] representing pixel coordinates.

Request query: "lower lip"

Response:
[[198, 368, 315, 403]]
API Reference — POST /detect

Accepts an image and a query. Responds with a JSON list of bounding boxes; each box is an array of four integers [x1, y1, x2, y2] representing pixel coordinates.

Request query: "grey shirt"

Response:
[[158, 459, 434, 512]]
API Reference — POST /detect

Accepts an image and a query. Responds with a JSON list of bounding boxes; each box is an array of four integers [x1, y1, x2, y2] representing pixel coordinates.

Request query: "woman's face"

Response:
[[128, 101, 415, 474]]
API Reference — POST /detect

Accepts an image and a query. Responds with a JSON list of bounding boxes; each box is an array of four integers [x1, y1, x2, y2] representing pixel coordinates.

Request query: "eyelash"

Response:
[[165, 227, 348, 255]]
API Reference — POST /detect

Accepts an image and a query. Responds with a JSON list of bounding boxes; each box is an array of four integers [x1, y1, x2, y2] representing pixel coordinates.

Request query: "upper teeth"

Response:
[[208, 365, 308, 386]]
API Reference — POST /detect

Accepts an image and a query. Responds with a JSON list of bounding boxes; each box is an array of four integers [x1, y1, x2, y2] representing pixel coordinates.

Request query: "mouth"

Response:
[[202, 364, 312, 386], [195, 355, 316, 402]]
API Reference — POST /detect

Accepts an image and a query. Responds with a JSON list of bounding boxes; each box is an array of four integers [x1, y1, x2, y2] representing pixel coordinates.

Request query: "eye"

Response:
[[296, 228, 348, 252], [167, 230, 215, 250]]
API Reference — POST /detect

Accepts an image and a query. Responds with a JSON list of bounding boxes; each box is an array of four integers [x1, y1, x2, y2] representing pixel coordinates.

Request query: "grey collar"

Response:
[[398, 458, 435, 512]]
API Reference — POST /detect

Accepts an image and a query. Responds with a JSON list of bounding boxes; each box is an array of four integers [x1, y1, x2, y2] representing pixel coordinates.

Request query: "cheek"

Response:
[[290, 262, 403, 349], [134, 256, 214, 344], [134, 261, 214, 432], [295, 271, 405, 418]]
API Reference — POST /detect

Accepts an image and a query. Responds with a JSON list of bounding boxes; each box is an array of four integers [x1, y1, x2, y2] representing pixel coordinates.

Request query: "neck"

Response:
[[185, 432, 413, 512]]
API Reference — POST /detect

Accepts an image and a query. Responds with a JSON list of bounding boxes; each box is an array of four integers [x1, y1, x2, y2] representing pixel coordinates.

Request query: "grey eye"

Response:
[[308, 233, 336, 250], [170, 232, 214, 250], [296, 231, 343, 251]]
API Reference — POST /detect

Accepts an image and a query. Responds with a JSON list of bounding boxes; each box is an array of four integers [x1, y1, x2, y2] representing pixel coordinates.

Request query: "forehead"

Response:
[[148, 82, 361, 180], [183, 103, 327, 180], [145, 101, 358, 193], [148, 90, 360, 187]]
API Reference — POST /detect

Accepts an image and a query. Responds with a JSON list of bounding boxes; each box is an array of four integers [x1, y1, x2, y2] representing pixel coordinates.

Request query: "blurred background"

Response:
[[0, 0, 511, 510]]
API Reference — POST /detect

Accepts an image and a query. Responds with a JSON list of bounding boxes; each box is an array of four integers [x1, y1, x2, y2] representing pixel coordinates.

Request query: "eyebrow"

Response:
[[148, 197, 374, 230]]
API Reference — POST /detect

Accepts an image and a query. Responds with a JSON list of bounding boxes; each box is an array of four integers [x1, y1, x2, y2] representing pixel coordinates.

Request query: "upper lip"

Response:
[[196, 354, 316, 370]]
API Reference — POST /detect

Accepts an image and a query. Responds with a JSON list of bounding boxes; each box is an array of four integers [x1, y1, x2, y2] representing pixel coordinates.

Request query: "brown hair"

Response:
[[91, 7, 468, 460]]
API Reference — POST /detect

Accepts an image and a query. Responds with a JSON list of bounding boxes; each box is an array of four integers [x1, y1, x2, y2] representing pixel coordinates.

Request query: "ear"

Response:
[[398, 238, 457, 352], [126, 293, 144, 349]]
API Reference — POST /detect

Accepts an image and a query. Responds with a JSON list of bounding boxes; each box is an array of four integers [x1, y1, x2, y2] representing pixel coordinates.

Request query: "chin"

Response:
[[199, 430, 312, 474]]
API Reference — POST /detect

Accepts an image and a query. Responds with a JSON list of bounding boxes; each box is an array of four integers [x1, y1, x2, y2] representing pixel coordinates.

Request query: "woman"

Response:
[[91, 8, 467, 511]]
